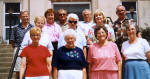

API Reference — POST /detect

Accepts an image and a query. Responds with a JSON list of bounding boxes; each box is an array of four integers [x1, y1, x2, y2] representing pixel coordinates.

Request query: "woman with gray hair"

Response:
[[57, 13, 87, 58], [52, 29, 87, 79]]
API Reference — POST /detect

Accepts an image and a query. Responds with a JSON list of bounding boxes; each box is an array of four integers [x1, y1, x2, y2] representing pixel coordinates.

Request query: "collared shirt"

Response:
[[21, 31, 54, 52], [78, 21, 95, 36], [57, 26, 87, 50], [10, 23, 33, 47], [57, 21, 68, 32], [42, 22, 62, 42]]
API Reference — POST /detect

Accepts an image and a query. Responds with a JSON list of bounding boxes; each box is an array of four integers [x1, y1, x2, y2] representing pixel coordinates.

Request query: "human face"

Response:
[[127, 25, 137, 39], [58, 10, 67, 22], [83, 11, 92, 22], [94, 14, 104, 24], [96, 29, 107, 41], [46, 13, 54, 24], [35, 19, 45, 29], [20, 12, 29, 23], [65, 35, 76, 48], [68, 18, 77, 29], [30, 33, 41, 44], [116, 6, 126, 19]]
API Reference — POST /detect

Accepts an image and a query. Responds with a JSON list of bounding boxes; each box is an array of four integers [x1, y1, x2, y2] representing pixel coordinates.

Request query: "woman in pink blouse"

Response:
[[43, 8, 62, 53], [87, 26, 122, 79]]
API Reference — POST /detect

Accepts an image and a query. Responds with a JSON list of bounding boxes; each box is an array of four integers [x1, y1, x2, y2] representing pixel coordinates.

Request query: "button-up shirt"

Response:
[[10, 23, 33, 47]]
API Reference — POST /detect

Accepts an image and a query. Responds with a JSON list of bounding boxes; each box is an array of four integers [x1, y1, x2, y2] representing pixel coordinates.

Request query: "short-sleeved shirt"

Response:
[[121, 38, 150, 60], [52, 46, 87, 70], [78, 21, 95, 36], [88, 41, 122, 71], [58, 27, 87, 50], [42, 22, 62, 42], [20, 44, 51, 77], [10, 23, 33, 47]]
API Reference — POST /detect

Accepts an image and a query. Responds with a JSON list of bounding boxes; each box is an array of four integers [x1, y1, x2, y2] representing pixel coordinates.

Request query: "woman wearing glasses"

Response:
[[20, 27, 52, 79], [57, 13, 87, 58]]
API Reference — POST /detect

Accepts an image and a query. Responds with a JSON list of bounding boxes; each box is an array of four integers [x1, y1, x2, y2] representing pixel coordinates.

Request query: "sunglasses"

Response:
[[59, 14, 66, 16], [69, 21, 77, 24]]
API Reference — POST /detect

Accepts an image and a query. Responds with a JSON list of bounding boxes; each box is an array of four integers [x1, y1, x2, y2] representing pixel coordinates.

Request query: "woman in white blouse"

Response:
[[121, 21, 150, 79]]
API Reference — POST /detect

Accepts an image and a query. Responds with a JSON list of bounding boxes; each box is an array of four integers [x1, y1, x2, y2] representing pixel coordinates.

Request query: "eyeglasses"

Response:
[[31, 34, 41, 37], [69, 21, 77, 24], [59, 14, 66, 16]]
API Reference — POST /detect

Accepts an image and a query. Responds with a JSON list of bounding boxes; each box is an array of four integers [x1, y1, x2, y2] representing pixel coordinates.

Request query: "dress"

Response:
[[121, 38, 150, 79], [88, 41, 122, 79], [20, 44, 51, 77], [52, 46, 87, 79]]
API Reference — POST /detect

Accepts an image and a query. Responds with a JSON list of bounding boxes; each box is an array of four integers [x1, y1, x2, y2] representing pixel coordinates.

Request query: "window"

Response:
[[52, 2, 91, 21], [122, 1, 137, 22], [4, 3, 20, 41]]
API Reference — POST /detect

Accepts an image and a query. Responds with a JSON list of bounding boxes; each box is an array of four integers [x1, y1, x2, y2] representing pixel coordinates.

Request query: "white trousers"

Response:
[[58, 70, 83, 79]]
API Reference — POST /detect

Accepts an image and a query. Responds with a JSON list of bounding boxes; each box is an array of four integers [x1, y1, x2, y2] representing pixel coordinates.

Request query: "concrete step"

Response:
[[0, 73, 16, 79], [0, 67, 10, 73], [0, 57, 13, 62], [0, 53, 13, 57], [0, 49, 13, 53], [0, 62, 12, 67]]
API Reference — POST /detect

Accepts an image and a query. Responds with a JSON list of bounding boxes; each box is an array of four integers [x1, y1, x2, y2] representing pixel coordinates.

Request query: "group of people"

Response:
[[10, 4, 150, 79]]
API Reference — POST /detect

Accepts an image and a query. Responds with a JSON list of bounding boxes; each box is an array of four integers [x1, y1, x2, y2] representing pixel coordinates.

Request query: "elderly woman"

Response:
[[121, 22, 150, 79], [88, 26, 122, 79], [57, 13, 87, 57], [88, 10, 115, 45], [42, 8, 62, 53], [52, 29, 87, 79], [20, 27, 52, 79]]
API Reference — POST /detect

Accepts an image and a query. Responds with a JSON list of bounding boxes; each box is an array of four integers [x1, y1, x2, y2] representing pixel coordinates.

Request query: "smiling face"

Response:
[[46, 13, 55, 24], [35, 17, 45, 29], [116, 6, 126, 20], [65, 35, 76, 48], [82, 10, 92, 22], [68, 17, 78, 29], [127, 24, 137, 39], [96, 29, 107, 41], [20, 12, 29, 23], [30, 27, 41, 45]]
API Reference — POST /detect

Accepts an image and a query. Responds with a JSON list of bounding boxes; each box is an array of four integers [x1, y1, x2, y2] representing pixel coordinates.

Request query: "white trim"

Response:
[[2, 2, 21, 43]]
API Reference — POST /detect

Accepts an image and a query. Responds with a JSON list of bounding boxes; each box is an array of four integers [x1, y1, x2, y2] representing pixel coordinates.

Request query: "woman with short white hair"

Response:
[[53, 29, 87, 79], [58, 13, 87, 58]]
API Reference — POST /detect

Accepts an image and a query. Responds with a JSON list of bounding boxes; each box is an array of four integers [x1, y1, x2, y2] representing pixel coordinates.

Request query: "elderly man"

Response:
[[10, 11, 33, 79], [57, 9, 68, 32], [113, 5, 129, 51], [79, 9, 95, 38]]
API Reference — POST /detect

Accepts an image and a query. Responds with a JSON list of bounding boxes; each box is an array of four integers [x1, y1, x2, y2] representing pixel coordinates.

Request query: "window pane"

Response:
[[5, 3, 20, 13], [54, 4, 90, 21], [122, 2, 136, 11], [5, 28, 12, 40], [126, 12, 137, 22], [5, 14, 20, 26]]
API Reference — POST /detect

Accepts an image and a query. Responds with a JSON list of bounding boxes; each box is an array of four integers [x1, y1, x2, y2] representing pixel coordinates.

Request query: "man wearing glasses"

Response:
[[57, 9, 68, 32], [113, 5, 129, 51]]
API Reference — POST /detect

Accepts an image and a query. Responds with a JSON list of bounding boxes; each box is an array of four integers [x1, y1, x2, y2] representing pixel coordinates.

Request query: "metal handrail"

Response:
[[8, 47, 20, 79], [106, 17, 114, 24]]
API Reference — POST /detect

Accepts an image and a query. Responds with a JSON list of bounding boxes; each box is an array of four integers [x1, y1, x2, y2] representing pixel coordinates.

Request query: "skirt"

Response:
[[90, 70, 118, 79], [123, 60, 150, 79], [58, 70, 83, 79]]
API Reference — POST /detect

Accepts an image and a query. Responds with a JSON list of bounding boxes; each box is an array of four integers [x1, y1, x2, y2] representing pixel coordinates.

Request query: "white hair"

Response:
[[63, 29, 77, 39], [67, 13, 79, 23]]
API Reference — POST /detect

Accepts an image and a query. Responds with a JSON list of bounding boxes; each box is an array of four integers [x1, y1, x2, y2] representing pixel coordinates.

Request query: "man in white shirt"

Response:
[[78, 9, 95, 39]]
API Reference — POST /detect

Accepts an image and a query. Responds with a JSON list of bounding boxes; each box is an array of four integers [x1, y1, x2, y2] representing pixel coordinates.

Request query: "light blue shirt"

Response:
[[58, 27, 87, 50]]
